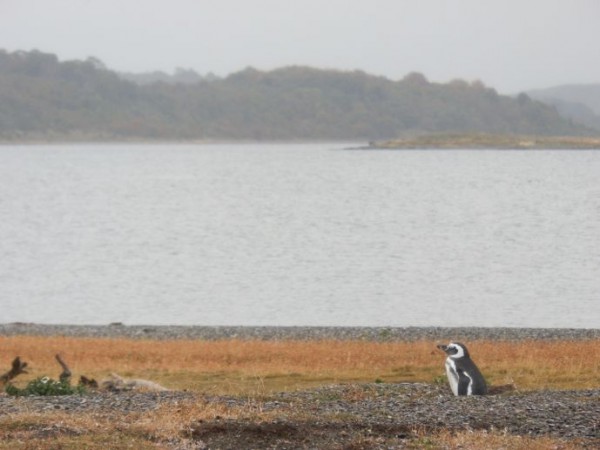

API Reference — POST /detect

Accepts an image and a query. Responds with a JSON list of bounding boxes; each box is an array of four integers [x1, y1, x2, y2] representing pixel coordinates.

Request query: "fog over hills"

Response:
[[527, 84, 600, 130], [0, 49, 592, 142]]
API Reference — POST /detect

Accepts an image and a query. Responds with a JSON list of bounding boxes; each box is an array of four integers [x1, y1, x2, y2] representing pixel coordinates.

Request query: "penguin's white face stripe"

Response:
[[446, 343, 465, 359]]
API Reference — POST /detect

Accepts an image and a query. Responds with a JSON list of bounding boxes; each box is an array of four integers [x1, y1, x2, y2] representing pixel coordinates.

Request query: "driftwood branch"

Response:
[[79, 375, 98, 388], [55, 354, 72, 383], [0, 357, 28, 385], [55, 353, 100, 388], [2, 354, 165, 392]]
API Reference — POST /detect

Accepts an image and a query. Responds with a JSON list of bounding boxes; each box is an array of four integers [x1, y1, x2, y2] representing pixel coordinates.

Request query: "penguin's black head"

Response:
[[437, 342, 470, 359]]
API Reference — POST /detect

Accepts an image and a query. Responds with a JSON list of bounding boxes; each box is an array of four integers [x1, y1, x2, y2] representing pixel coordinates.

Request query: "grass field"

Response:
[[2, 337, 599, 394], [1, 337, 598, 449]]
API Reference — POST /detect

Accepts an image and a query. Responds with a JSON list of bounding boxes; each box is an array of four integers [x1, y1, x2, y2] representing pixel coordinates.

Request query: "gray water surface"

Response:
[[1, 143, 599, 327]]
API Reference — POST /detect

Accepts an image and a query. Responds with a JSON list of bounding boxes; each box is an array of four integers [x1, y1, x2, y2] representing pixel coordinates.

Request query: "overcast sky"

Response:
[[1, 0, 599, 94]]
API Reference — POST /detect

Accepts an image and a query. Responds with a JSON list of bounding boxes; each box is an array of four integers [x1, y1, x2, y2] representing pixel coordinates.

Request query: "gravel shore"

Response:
[[1, 384, 598, 448], [2, 323, 599, 341]]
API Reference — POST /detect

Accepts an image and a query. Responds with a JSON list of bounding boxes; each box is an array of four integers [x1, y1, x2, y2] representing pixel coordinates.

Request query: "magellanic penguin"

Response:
[[437, 342, 487, 396]]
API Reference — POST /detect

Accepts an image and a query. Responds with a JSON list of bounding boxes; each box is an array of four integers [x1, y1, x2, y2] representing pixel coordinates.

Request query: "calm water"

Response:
[[1, 143, 599, 328]]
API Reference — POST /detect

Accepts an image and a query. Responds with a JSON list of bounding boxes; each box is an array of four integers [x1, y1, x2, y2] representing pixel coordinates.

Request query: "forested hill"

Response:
[[0, 50, 588, 141]]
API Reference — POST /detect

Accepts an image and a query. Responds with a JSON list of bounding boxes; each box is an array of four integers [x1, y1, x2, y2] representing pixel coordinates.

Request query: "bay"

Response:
[[1, 143, 598, 328]]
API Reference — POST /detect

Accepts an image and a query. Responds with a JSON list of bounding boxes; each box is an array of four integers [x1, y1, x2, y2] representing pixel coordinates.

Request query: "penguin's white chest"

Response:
[[445, 358, 460, 396]]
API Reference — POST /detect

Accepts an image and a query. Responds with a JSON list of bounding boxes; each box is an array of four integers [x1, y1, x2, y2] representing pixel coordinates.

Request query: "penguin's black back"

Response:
[[454, 356, 487, 395]]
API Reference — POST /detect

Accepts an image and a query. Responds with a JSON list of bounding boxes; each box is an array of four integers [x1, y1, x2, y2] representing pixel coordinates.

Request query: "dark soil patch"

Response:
[[188, 419, 419, 449]]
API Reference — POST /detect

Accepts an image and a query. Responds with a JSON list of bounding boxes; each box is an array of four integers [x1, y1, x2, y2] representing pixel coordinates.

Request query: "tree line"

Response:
[[0, 49, 588, 141]]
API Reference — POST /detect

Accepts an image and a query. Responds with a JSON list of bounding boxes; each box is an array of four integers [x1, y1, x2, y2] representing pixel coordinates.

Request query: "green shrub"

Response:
[[5, 377, 86, 396]]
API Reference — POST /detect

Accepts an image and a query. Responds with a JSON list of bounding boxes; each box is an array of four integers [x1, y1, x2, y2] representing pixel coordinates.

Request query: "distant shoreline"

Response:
[[4, 133, 600, 149], [361, 133, 600, 150], [0, 138, 361, 147], [1, 323, 599, 341]]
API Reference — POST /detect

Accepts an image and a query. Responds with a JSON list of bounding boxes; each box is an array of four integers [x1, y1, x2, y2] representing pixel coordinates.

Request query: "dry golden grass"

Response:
[[0, 411, 160, 449], [0, 400, 269, 449], [1, 336, 599, 394], [423, 429, 584, 450]]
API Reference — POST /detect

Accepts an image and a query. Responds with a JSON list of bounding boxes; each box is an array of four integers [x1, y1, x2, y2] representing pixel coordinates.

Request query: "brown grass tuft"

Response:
[[426, 428, 585, 450]]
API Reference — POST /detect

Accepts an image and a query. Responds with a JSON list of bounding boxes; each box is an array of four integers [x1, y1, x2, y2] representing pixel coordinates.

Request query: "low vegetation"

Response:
[[1, 337, 598, 448], [5, 377, 86, 397]]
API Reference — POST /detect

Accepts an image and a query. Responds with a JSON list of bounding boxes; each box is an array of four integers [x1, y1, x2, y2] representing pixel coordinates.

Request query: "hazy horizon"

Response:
[[2, 0, 600, 94]]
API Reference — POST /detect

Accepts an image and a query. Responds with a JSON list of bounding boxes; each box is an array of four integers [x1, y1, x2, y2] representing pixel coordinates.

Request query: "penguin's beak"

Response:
[[437, 344, 449, 353]]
